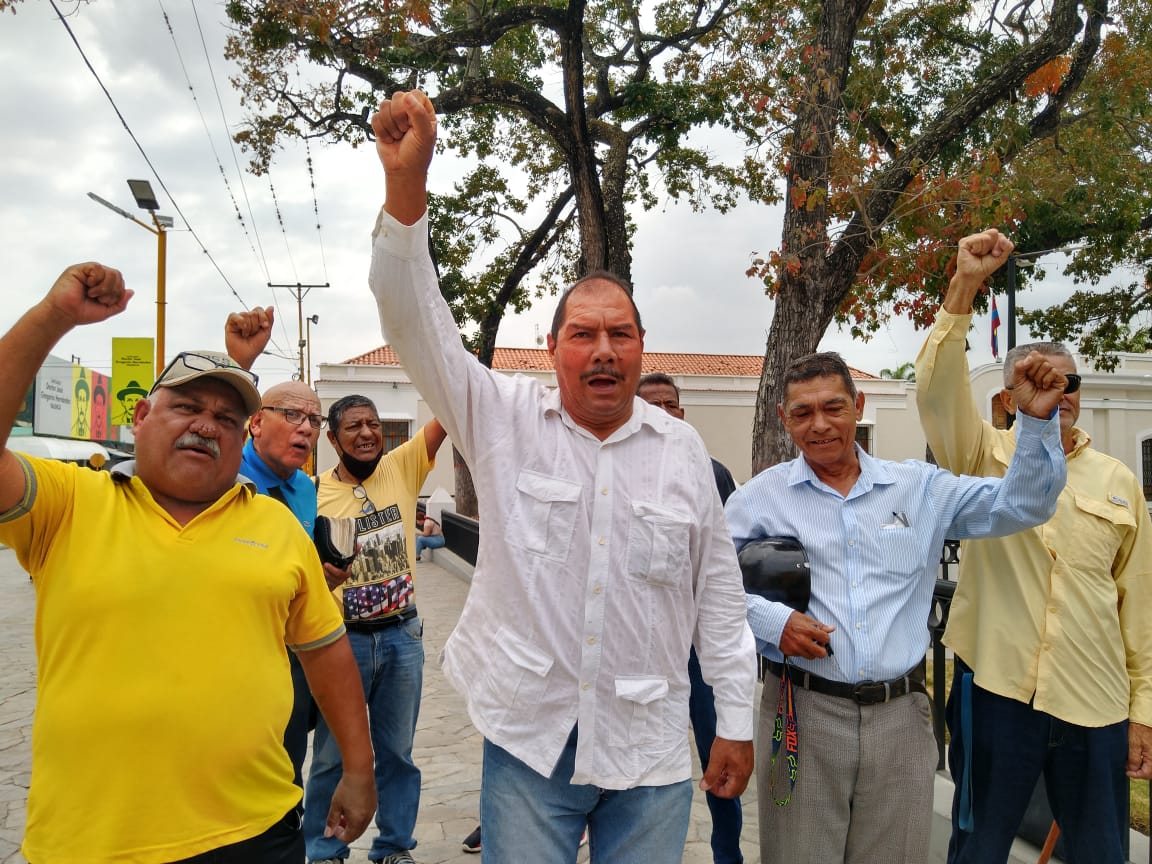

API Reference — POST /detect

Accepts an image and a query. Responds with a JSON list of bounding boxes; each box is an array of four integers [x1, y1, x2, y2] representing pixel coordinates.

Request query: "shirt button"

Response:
[[598, 537, 606, 545], [601, 487, 608, 495], [1049, 607, 1057, 614], [593, 585, 602, 594], [855, 623, 862, 630], [587, 636, 596, 645], [582, 682, 591, 690], [848, 539, 855, 546], [851, 581, 859, 587], [1043, 644, 1051, 651]]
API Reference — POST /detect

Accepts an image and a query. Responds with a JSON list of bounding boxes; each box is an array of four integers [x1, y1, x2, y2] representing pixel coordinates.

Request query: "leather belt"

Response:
[[764, 658, 926, 705], [345, 607, 418, 633]]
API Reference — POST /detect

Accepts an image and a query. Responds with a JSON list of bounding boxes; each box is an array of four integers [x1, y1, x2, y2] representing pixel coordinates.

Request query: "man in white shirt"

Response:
[[366, 90, 757, 864]]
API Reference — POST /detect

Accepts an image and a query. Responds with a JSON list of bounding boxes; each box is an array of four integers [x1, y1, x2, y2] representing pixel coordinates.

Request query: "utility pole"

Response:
[[268, 282, 328, 380]]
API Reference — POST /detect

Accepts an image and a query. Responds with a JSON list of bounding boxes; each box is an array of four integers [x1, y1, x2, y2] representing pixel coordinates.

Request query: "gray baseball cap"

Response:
[[149, 351, 262, 416]]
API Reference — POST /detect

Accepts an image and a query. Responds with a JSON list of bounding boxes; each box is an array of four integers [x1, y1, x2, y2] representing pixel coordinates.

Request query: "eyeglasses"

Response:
[[159, 352, 259, 385], [262, 406, 325, 429], [352, 484, 377, 515], [150, 351, 260, 394]]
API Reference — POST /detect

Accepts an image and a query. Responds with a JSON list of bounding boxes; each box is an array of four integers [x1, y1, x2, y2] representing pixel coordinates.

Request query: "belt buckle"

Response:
[[851, 680, 890, 705]]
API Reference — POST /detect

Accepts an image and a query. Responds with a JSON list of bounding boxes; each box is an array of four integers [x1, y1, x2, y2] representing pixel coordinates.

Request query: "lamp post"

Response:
[[87, 180, 173, 373], [306, 314, 319, 386]]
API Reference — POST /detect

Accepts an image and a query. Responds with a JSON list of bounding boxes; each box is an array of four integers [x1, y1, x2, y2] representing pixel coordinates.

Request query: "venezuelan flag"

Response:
[[990, 293, 1001, 359]]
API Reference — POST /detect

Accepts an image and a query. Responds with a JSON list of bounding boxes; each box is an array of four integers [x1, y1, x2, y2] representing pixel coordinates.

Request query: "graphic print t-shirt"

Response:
[[316, 432, 432, 622]]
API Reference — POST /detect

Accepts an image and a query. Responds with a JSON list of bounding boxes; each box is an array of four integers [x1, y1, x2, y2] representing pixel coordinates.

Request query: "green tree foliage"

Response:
[[223, 0, 776, 361], [725, 0, 1152, 469], [879, 361, 915, 382], [223, 0, 776, 513]]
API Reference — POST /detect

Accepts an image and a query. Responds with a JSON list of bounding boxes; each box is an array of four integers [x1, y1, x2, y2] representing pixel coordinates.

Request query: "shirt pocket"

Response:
[[483, 626, 555, 720], [1057, 493, 1135, 573], [877, 526, 922, 578], [626, 501, 691, 588], [609, 675, 669, 747], [504, 470, 582, 562]]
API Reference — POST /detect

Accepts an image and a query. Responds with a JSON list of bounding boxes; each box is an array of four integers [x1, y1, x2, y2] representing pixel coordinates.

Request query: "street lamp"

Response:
[[306, 314, 319, 386], [87, 180, 173, 374]]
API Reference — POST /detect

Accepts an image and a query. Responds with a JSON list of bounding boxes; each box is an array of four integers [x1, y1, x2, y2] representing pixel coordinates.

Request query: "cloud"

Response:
[[1, 0, 1104, 395]]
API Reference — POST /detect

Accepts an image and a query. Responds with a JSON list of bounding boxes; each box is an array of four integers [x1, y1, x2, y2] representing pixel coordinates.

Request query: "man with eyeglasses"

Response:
[[305, 393, 447, 864], [366, 91, 757, 864], [226, 307, 351, 797], [0, 264, 375, 864], [916, 228, 1152, 863]]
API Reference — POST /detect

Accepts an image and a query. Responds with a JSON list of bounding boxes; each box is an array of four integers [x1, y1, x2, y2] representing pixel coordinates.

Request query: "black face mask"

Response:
[[339, 448, 383, 482]]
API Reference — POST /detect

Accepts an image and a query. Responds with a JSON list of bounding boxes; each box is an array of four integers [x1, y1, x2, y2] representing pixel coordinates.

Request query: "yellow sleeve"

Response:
[[397, 424, 434, 488], [1112, 475, 1152, 725], [286, 531, 346, 651], [0, 455, 79, 577], [914, 310, 1001, 475]]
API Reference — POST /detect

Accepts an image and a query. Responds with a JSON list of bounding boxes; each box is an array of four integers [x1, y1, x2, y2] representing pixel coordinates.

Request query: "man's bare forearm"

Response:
[[0, 303, 73, 455], [298, 637, 373, 772]]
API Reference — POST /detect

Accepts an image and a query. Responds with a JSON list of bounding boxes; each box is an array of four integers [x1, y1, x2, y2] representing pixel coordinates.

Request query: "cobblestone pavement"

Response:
[[0, 548, 759, 864]]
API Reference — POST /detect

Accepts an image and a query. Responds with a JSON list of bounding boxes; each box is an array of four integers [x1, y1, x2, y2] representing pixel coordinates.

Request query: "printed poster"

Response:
[[89, 370, 110, 441], [111, 338, 154, 426], [71, 365, 90, 439]]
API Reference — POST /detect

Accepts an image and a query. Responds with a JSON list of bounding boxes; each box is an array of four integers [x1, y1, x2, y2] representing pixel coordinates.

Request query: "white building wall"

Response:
[[315, 351, 1152, 501]]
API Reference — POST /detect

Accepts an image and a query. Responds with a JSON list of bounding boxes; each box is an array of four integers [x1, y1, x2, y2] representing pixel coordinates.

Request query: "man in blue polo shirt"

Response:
[[227, 308, 348, 791]]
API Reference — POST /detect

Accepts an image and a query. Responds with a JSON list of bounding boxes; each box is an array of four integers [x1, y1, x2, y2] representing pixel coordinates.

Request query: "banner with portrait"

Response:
[[111, 338, 154, 427]]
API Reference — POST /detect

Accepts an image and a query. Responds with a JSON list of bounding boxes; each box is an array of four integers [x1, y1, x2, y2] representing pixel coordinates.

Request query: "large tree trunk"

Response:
[[560, 0, 610, 276], [752, 0, 870, 473], [600, 132, 633, 280], [751, 0, 1090, 474]]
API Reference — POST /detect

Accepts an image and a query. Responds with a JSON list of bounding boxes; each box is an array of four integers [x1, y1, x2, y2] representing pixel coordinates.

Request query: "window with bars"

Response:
[[855, 424, 872, 454], [381, 420, 411, 453], [1142, 439, 1152, 501]]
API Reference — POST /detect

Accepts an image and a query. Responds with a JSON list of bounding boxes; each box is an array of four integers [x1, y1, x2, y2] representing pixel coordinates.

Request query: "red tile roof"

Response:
[[344, 346, 878, 379]]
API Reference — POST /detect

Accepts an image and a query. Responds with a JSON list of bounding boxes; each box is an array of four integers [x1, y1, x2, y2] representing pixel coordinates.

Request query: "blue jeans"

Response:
[[946, 657, 1129, 864], [481, 727, 693, 864], [688, 647, 744, 864], [304, 617, 425, 862], [415, 535, 445, 558]]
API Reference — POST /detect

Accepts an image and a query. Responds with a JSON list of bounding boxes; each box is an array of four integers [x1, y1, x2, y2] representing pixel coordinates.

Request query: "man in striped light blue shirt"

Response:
[[725, 350, 1069, 864]]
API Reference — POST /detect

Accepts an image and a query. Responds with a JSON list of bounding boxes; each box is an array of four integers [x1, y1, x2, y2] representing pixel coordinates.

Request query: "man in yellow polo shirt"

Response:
[[916, 229, 1152, 863], [0, 262, 376, 864]]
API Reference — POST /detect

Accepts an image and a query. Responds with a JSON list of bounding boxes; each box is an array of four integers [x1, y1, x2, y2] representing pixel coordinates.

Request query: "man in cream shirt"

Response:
[[916, 228, 1152, 863]]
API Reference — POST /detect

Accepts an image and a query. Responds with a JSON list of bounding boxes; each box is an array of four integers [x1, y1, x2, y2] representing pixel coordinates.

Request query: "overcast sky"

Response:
[[2, 0, 1076, 392]]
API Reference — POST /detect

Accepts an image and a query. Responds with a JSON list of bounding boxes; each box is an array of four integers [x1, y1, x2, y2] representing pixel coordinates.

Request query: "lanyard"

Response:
[[769, 657, 800, 806]]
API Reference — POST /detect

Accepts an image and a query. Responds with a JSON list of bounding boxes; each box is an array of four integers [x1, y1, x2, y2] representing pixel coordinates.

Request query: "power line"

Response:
[[158, 0, 268, 284], [48, 0, 252, 310], [177, 0, 295, 360], [295, 61, 330, 283], [187, 0, 272, 284]]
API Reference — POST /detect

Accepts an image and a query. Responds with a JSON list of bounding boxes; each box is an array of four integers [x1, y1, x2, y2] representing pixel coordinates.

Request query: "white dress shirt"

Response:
[[369, 209, 757, 789]]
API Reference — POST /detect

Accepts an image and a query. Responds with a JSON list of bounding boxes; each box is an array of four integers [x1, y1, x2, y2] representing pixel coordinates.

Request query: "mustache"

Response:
[[581, 365, 625, 383], [175, 432, 221, 459]]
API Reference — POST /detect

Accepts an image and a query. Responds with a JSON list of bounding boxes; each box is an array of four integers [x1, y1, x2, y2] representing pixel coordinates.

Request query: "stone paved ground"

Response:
[[0, 548, 760, 864], [12, 545, 1121, 863]]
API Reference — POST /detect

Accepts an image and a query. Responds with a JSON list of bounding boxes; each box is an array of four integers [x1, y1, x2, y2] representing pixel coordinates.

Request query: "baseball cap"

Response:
[[149, 351, 262, 416]]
